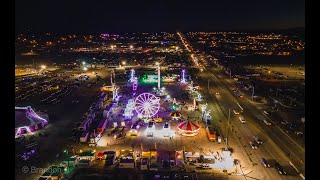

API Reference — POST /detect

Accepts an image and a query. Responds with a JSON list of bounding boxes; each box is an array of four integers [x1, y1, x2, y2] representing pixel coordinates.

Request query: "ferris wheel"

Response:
[[135, 93, 160, 118]]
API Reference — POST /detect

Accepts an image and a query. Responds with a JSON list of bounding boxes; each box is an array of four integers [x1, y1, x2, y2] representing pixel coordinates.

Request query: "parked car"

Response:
[[294, 131, 303, 136]]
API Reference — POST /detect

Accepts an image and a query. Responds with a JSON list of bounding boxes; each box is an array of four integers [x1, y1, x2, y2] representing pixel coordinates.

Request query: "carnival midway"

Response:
[[16, 62, 238, 180]]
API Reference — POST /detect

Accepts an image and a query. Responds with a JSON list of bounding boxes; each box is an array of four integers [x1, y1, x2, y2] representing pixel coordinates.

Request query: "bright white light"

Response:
[[122, 61, 126, 65], [166, 95, 170, 98], [83, 67, 88, 71], [82, 61, 86, 65], [96, 138, 107, 147], [135, 93, 160, 118], [15, 126, 34, 137], [40, 65, 46, 69], [155, 62, 159, 66], [161, 87, 165, 90], [129, 45, 133, 49]]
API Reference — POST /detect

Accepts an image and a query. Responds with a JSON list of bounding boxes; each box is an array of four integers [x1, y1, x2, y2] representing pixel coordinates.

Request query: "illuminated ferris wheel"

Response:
[[135, 93, 160, 118]]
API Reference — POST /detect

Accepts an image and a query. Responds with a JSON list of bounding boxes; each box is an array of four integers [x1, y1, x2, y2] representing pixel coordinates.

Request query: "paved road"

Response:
[[193, 68, 303, 180], [210, 67, 304, 169], [178, 32, 304, 179]]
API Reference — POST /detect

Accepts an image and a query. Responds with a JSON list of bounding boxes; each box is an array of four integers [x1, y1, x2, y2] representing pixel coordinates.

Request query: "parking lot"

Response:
[[15, 66, 113, 180]]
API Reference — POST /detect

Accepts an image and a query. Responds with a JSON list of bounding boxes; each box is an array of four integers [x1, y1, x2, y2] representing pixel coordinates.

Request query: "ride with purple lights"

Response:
[[181, 69, 186, 83], [15, 106, 48, 137]]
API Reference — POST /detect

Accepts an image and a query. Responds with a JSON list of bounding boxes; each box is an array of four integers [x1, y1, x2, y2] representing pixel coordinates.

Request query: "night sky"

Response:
[[15, 0, 305, 32]]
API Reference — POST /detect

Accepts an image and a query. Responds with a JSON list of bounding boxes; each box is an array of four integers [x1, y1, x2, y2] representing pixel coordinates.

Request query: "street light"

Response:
[[225, 108, 231, 150], [129, 45, 133, 49], [82, 61, 86, 65], [251, 86, 255, 101], [40, 65, 46, 70], [83, 67, 88, 71], [122, 61, 126, 65]]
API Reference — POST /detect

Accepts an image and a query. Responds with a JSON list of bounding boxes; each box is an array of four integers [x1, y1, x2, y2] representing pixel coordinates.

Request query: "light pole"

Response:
[[156, 62, 160, 89], [40, 65, 46, 74], [225, 108, 231, 150], [207, 79, 210, 90], [251, 86, 255, 101], [229, 70, 232, 79]]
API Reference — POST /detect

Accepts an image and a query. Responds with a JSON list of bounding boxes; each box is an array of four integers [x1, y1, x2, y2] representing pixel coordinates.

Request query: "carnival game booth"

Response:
[[177, 120, 200, 136], [15, 106, 48, 137], [170, 111, 182, 120]]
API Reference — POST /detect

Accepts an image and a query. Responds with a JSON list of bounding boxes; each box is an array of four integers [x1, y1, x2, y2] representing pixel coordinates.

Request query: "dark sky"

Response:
[[15, 0, 305, 32]]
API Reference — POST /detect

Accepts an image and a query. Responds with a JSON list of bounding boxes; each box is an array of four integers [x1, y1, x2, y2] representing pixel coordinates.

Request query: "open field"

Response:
[[245, 65, 305, 80]]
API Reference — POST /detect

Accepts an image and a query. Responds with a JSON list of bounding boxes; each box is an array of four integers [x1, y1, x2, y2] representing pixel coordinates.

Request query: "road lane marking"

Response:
[[262, 113, 305, 152]]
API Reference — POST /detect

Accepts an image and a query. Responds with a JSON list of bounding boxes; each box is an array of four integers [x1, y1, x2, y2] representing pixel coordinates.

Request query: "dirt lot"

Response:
[[245, 65, 305, 80]]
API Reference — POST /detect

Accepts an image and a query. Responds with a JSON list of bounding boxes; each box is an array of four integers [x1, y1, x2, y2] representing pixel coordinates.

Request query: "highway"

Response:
[[195, 69, 303, 180], [177, 32, 304, 179], [209, 67, 304, 170]]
